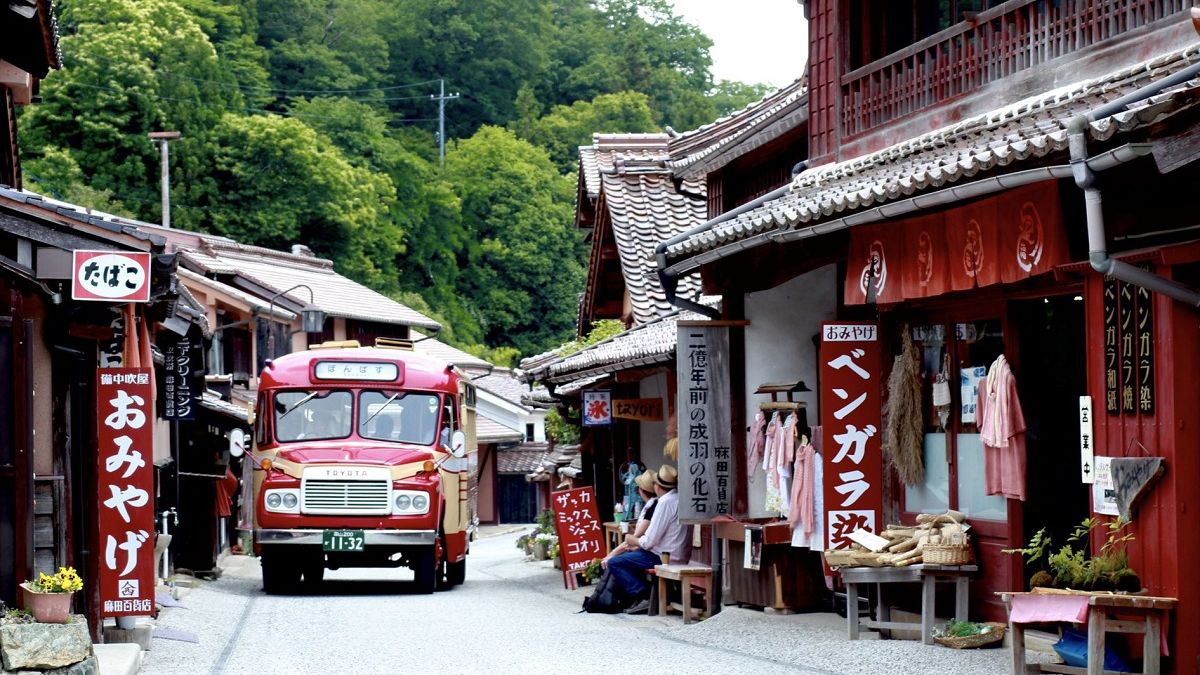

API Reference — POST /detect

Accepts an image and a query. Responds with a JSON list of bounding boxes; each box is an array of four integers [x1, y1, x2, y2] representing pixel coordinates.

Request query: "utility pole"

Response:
[[148, 131, 181, 228], [430, 79, 459, 168]]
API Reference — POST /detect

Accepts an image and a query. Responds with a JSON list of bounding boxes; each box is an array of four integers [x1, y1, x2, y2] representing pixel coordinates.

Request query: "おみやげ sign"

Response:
[[97, 368, 156, 617], [72, 251, 152, 303], [820, 322, 883, 550]]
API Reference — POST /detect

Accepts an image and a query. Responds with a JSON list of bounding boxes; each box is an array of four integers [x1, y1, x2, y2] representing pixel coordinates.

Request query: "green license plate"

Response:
[[323, 529, 364, 552]]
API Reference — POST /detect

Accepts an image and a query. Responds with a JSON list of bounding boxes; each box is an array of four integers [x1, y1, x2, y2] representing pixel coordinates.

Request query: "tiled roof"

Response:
[[555, 373, 610, 396], [411, 330, 492, 373], [177, 268, 296, 321], [471, 368, 531, 407], [579, 145, 601, 200], [0, 187, 163, 250], [170, 236, 440, 331], [537, 308, 701, 384], [668, 76, 808, 178], [664, 45, 1200, 270], [199, 390, 250, 421], [497, 445, 551, 474], [477, 414, 524, 444], [586, 135, 707, 325]]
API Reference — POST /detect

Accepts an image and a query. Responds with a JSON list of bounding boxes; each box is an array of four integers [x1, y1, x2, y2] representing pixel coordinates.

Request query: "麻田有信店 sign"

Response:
[[72, 251, 152, 303]]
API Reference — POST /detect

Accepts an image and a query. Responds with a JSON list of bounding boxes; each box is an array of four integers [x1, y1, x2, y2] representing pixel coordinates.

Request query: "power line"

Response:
[[153, 70, 442, 96]]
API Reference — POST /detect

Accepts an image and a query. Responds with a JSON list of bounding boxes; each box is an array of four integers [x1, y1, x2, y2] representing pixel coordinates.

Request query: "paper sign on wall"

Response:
[[1092, 456, 1119, 516]]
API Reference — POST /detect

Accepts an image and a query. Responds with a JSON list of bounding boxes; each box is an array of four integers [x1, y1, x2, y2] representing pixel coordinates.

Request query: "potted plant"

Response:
[[20, 567, 83, 624], [1006, 517, 1139, 592]]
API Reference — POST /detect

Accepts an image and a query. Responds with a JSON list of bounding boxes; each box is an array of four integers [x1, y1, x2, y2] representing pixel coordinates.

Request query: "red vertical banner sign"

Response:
[[551, 486, 604, 587], [96, 368, 156, 616], [820, 322, 883, 550]]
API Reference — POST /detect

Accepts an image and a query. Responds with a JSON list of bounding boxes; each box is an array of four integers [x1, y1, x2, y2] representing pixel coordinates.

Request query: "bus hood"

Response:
[[274, 444, 434, 466]]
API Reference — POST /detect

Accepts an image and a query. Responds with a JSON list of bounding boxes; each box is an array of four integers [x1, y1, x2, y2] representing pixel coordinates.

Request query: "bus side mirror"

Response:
[[450, 430, 467, 458]]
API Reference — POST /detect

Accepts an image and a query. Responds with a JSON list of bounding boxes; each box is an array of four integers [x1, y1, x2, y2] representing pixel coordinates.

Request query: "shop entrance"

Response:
[[1011, 295, 1089, 583]]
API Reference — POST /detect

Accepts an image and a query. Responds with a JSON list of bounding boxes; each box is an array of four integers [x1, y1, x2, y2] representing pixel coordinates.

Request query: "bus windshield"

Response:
[[358, 391, 441, 445], [274, 390, 352, 442]]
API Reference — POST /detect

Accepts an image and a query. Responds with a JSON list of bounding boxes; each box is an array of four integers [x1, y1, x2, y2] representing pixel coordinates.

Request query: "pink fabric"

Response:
[[977, 356, 1027, 501], [789, 441, 816, 535], [1008, 594, 1089, 624], [747, 413, 767, 482]]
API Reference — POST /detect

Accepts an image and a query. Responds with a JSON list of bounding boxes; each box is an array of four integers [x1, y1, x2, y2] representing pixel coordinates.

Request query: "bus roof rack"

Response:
[[308, 340, 362, 350], [375, 337, 415, 351]]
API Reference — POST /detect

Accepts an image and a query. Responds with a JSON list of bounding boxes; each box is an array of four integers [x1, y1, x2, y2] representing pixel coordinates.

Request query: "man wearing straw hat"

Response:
[[605, 464, 691, 613]]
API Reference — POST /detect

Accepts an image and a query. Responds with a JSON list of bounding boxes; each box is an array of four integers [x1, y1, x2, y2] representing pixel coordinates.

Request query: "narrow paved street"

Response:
[[141, 529, 1024, 675]]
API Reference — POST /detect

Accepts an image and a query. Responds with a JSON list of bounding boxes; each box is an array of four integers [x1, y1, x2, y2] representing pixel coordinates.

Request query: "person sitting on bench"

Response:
[[605, 464, 690, 614], [601, 469, 658, 569]]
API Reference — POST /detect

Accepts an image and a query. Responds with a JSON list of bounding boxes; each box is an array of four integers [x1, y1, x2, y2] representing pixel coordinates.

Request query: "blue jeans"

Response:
[[606, 548, 661, 600]]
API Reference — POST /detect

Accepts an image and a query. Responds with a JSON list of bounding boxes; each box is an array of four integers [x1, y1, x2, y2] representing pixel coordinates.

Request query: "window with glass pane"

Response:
[[359, 391, 440, 445], [274, 390, 352, 442]]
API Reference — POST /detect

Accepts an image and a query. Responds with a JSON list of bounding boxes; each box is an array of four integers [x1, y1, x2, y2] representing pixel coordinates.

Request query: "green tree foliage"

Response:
[[709, 80, 777, 117], [255, 0, 394, 95], [517, 90, 657, 172], [443, 127, 584, 355]]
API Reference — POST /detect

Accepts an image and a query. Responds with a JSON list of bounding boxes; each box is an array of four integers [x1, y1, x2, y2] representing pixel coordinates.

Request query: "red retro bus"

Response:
[[250, 339, 477, 593]]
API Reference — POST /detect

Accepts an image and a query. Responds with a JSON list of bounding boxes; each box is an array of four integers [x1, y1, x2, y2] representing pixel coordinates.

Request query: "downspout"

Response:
[[656, 161, 809, 317], [1067, 53, 1200, 307]]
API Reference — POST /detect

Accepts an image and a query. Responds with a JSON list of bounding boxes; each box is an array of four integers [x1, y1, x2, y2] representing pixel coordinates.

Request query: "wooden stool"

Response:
[[655, 563, 713, 624]]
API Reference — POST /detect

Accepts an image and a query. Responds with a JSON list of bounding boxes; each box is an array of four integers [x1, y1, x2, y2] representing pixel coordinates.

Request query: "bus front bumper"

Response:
[[255, 529, 437, 546]]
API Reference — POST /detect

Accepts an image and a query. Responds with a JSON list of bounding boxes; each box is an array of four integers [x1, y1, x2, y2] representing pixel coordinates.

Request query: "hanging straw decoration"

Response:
[[885, 325, 925, 485]]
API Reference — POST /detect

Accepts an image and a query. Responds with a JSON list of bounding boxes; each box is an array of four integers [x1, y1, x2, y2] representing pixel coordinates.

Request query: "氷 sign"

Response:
[[820, 322, 883, 550], [97, 368, 156, 617], [72, 251, 152, 303], [581, 390, 612, 427]]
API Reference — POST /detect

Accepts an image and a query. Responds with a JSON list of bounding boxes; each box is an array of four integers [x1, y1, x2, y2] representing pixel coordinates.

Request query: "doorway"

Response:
[[497, 475, 538, 523]]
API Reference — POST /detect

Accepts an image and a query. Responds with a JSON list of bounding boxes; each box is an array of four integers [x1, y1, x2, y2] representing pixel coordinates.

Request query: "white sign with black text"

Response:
[[1079, 395, 1094, 484]]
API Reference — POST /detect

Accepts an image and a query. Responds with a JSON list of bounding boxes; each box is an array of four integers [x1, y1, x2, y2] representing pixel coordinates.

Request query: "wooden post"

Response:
[[921, 574, 936, 645], [955, 575, 970, 620], [1143, 612, 1162, 675], [1087, 608, 1106, 675], [846, 582, 860, 639]]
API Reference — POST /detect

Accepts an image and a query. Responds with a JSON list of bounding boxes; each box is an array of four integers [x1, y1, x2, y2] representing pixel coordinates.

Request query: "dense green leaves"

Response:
[[19, 0, 784, 359]]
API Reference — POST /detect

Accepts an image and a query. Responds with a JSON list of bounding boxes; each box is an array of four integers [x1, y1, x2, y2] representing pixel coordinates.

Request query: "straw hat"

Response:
[[634, 469, 657, 494], [655, 464, 678, 489]]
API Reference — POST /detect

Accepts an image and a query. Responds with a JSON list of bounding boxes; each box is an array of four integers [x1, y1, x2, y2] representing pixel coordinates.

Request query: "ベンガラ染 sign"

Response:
[[820, 322, 883, 550], [676, 322, 731, 522]]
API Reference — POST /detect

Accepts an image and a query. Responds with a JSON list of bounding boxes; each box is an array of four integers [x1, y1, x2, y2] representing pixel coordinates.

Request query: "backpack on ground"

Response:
[[581, 567, 629, 614]]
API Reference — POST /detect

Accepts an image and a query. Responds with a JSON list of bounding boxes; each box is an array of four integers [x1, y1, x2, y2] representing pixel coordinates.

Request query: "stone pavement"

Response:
[[131, 526, 1055, 674]]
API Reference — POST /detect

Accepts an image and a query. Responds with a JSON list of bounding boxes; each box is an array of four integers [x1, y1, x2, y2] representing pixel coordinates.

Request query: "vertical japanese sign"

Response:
[[1118, 281, 1136, 413], [161, 335, 196, 420], [820, 322, 883, 550], [1102, 277, 1119, 414], [1135, 282, 1154, 415], [581, 390, 612, 427], [1079, 396, 1094, 484], [97, 368, 155, 617], [676, 323, 732, 522], [551, 487, 604, 577]]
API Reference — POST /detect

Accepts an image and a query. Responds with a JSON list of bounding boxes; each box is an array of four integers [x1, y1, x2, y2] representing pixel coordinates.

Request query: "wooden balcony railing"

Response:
[[840, 0, 1193, 137]]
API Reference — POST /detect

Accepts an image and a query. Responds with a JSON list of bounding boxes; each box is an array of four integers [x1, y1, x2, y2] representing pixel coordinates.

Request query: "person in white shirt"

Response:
[[601, 469, 658, 569], [605, 464, 691, 613]]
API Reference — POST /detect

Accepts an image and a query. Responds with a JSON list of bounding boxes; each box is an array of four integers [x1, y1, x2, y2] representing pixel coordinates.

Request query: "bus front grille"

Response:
[[301, 479, 390, 515]]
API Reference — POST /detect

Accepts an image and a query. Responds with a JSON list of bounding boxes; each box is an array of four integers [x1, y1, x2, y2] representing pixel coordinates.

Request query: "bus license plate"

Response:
[[323, 529, 364, 552]]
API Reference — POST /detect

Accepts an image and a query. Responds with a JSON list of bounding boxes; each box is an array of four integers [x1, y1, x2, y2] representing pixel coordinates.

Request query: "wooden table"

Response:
[[602, 522, 623, 555], [1000, 591, 1177, 675], [840, 564, 977, 645], [654, 563, 713, 624]]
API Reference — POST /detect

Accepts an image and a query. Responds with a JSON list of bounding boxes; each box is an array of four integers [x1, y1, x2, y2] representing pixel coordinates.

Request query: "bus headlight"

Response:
[[265, 488, 300, 514], [393, 490, 430, 515]]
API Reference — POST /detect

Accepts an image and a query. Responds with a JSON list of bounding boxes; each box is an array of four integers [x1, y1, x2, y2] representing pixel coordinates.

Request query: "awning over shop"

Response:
[[497, 445, 551, 475], [844, 181, 1069, 304], [476, 414, 524, 444]]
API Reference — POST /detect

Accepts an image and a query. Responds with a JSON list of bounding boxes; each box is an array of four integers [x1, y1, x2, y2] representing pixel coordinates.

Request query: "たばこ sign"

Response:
[[72, 251, 152, 303]]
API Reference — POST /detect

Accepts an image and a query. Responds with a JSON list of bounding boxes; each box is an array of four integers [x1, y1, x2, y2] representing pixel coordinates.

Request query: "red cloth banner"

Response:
[[551, 487, 605, 574], [97, 368, 156, 617], [819, 323, 883, 550], [845, 183, 1068, 303]]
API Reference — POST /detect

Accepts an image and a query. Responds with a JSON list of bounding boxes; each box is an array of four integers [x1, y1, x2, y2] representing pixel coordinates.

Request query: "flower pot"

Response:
[[19, 583, 73, 624], [533, 541, 548, 561]]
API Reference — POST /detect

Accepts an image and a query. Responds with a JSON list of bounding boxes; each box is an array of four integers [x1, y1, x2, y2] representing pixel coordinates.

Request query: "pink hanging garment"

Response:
[[789, 439, 816, 536], [763, 413, 783, 513], [977, 355, 1027, 500], [777, 414, 798, 517], [747, 412, 767, 483]]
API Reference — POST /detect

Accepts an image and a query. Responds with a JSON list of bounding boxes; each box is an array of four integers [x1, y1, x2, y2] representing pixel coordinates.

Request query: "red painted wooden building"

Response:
[[657, 1, 1200, 669]]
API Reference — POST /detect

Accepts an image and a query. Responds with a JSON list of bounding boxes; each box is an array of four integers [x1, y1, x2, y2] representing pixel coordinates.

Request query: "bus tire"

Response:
[[261, 550, 300, 594], [302, 559, 325, 586], [446, 557, 466, 586], [412, 547, 437, 594]]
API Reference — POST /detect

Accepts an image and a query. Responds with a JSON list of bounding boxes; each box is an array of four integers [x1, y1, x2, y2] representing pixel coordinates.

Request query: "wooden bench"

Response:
[[840, 564, 977, 644], [1000, 591, 1177, 675], [654, 563, 712, 624]]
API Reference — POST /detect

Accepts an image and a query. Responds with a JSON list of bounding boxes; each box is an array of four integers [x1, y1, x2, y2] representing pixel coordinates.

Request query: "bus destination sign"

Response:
[[313, 360, 401, 382]]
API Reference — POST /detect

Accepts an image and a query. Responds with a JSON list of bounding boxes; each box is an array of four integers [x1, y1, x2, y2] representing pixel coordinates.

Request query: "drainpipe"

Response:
[[656, 161, 809, 317], [1067, 54, 1200, 307]]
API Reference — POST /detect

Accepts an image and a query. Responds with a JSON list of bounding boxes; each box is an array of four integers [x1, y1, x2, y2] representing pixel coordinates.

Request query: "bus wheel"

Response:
[[412, 547, 437, 594], [261, 550, 300, 594], [446, 557, 466, 586]]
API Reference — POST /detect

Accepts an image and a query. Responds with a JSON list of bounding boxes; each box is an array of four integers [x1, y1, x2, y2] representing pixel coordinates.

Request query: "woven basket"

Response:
[[923, 516, 972, 565], [933, 622, 1007, 649]]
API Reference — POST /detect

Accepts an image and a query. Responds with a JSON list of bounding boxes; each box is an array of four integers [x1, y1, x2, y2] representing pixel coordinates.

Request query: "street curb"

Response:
[[94, 643, 143, 675]]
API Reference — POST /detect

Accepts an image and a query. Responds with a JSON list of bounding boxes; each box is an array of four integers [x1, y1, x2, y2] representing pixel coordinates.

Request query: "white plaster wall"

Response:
[[637, 371, 670, 472], [742, 265, 837, 518]]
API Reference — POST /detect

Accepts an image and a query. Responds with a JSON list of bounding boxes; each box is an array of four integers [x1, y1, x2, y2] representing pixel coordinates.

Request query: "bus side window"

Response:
[[255, 393, 268, 445], [441, 399, 457, 448]]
